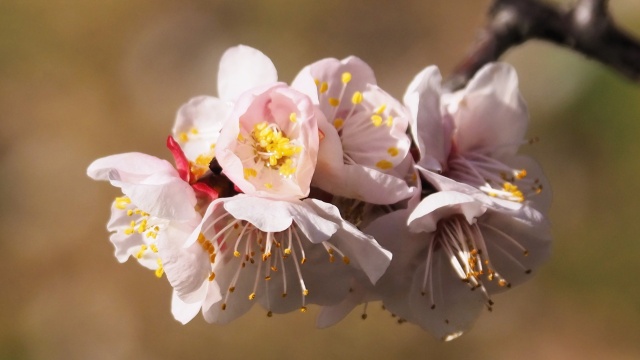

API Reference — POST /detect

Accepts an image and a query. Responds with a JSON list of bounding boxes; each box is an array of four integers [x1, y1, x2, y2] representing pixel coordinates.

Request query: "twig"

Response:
[[444, 0, 640, 90]]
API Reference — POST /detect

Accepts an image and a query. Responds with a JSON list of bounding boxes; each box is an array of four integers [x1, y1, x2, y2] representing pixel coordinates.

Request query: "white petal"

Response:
[[172, 96, 230, 161], [316, 283, 366, 328], [223, 195, 338, 239], [447, 63, 528, 158], [313, 162, 415, 205], [304, 199, 392, 284], [171, 290, 202, 324], [87, 152, 176, 182], [408, 191, 486, 233], [158, 222, 214, 303], [480, 207, 552, 294], [88, 153, 198, 220], [407, 251, 485, 340], [420, 169, 523, 211], [404, 66, 450, 172], [217, 45, 277, 102], [106, 201, 146, 263]]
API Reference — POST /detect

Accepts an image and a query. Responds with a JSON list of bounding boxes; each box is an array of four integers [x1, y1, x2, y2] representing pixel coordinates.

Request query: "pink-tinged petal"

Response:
[[172, 96, 230, 162], [171, 290, 202, 325], [292, 56, 375, 116], [216, 84, 319, 199], [341, 85, 411, 170], [304, 198, 392, 283], [480, 208, 552, 294], [314, 162, 415, 205], [88, 153, 198, 220], [217, 45, 278, 102], [158, 222, 216, 303], [407, 251, 486, 340], [408, 191, 486, 233], [447, 63, 528, 157], [289, 65, 319, 103], [404, 66, 451, 172], [313, 120, 414, 205]]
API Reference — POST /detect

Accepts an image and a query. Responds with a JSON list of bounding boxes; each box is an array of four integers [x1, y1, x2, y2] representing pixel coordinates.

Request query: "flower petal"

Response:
[[407, 250, 486, 340], [408, 191, 486, 233], [172, 95, 230, 162], [171, 290, 202, 324], [217, 45, 277, 102], [404, 65, 451, 172], [445, 63, 528, 158], [304, 198, 392, 284], [158, 222, 216, 303], [88, 153, 199, 220], [480, 207, 552, 294]]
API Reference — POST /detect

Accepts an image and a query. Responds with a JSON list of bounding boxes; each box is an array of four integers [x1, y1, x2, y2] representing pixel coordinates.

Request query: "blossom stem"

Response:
[[444, 0, 640, 90]]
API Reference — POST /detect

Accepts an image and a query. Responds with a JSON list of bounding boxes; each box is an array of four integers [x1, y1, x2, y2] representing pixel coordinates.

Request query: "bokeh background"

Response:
[[2, 0, 640, 359]]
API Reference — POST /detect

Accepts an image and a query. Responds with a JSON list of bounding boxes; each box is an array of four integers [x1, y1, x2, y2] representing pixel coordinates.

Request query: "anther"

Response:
[[341, 72, 352, 84]]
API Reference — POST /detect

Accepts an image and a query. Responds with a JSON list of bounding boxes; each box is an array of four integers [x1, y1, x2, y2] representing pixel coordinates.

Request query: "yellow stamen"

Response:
[[244, 168, 257, 179], [376, 160, 393, 170], [387, 147, 399, 157], [114, 196, 131, 210], [351, 91, 363, 105], [341, 72, 352, 84], [328, 98, 340, 107], [371, 115, 383, 127]]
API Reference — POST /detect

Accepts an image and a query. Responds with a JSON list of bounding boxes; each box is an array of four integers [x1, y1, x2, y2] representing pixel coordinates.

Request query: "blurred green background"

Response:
[[2, 0, 640, 359]]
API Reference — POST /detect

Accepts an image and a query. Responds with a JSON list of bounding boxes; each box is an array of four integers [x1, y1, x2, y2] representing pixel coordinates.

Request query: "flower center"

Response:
[[199, 212, 350, 314], [447, 151, 543, 203], [248, 121, 302, 177], [114, 196, 164, 278]]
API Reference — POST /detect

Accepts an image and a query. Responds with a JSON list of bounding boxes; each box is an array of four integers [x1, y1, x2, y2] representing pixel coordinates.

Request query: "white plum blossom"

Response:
[[171, 96, 229, 180], [170, 44, 279, 183], [87, 153, 201, 274], [292, 56, 414, 204], [87, 43, 553, 338], [367, 189, 551, 340], [159, 194, 392, 324], [215, 83, 321, 199], [405, 63, 551, 211]]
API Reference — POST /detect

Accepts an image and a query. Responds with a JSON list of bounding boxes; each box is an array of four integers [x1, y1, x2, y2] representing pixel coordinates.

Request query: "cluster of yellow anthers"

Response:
[[423, 215, 525, 312], [194, 218, 354, 314], [314, 71, 398, 173], [486, 169, 543, 203], [115, 196, 164, 278], [249, 121, 302, 177], [197, 233, 217, 282]]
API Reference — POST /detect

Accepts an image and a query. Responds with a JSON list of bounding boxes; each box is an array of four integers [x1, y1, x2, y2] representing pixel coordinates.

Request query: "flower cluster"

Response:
[[88, 45, 551, 340]]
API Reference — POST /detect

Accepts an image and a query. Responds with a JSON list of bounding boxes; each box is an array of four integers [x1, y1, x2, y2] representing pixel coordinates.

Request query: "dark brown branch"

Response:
[[444, 0, 640, 91]]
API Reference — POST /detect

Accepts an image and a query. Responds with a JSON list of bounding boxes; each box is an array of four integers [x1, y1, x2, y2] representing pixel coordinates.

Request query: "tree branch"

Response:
[[444, 0, 640, 90]]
